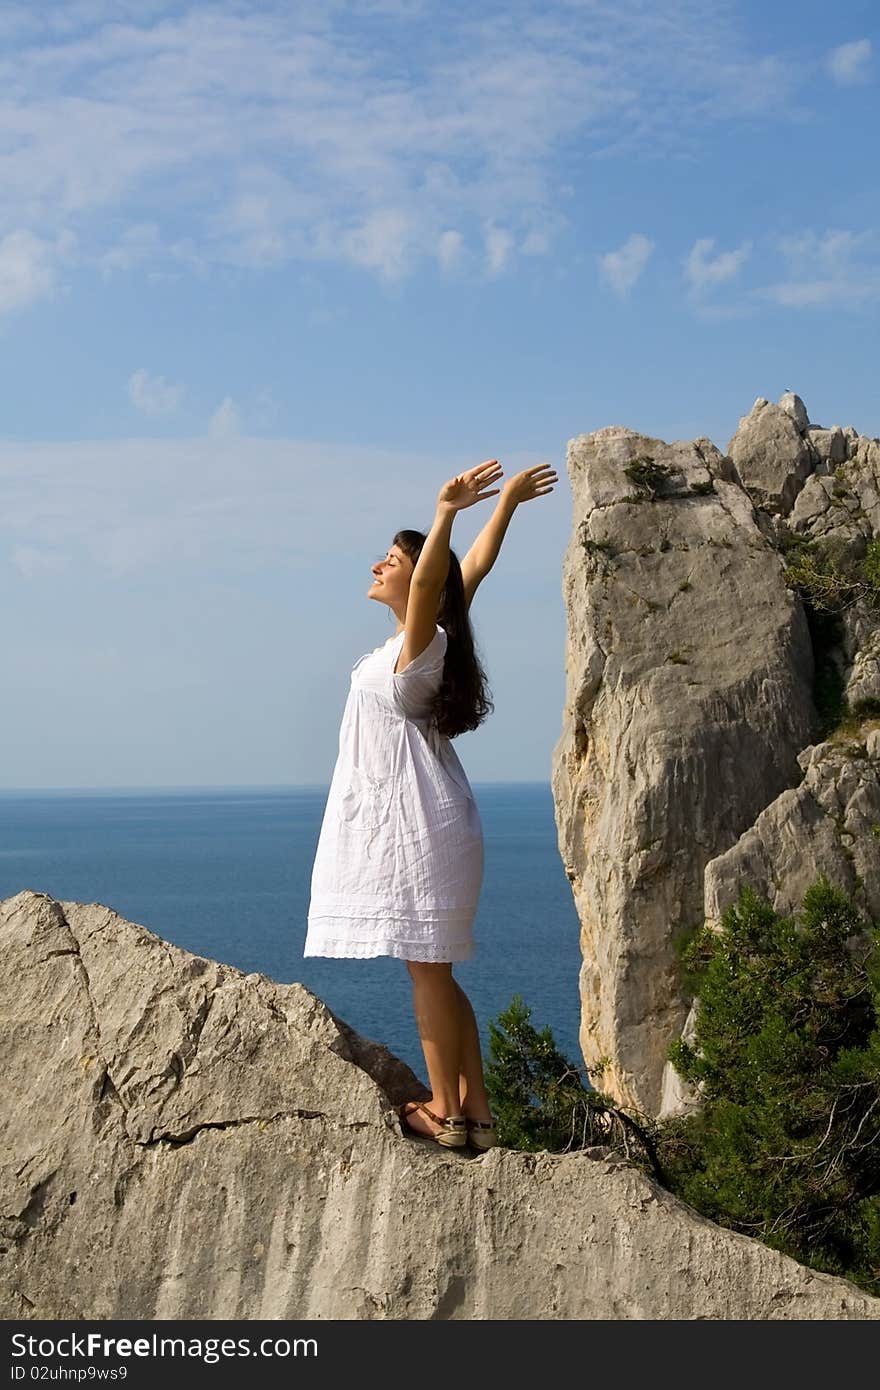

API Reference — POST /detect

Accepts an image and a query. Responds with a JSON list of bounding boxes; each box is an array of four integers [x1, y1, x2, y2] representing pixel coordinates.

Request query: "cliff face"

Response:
[[3, 888, 879, 1320], [552, 394, 880, 1118]]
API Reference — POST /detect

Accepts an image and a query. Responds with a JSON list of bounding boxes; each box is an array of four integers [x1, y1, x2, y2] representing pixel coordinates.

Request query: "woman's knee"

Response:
[[406, 960, 453, 983]]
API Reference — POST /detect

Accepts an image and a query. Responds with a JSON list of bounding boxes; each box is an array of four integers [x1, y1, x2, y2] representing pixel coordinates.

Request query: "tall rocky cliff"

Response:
[[3, 888, 879, 1319], [552, 393, 880, 1117]]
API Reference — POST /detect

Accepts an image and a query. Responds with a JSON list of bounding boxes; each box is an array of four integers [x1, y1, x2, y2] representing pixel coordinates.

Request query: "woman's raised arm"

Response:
[[460, 462, 558, 608], [396, 461, 504, 672]]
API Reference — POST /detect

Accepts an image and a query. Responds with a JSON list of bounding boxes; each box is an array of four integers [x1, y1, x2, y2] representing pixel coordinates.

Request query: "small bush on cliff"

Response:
[[660, 877, 880, 1295], [623, 455, 672, 498], [484, 995, 661, 1178], [783, 534, 880, 614]]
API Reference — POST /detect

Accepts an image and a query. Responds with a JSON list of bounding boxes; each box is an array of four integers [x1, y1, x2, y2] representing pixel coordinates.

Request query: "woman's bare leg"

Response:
[[403, 963, 493, 1134], [404, 961, 464, 1137], [453, 980, 492, 1123]]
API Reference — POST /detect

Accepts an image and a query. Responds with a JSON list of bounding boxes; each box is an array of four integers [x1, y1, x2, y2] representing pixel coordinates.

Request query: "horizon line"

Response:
[[0, 780, 552, 795]]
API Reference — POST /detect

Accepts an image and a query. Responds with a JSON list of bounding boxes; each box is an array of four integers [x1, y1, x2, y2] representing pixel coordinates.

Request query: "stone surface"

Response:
[[787, 426, 880, 713], [3, 889, 879, 1321], [551, 426, 816, 1115], [778, 391, 810, 432], [554, 394, 879, 1122], [657, 998, 700, 1119], [847, 630, 880, 712], [704, 728, 880, 928], [659, 722, 880, 1115], [805, 426, 847, 466], [727, 397, 813, 516], [848, 434, 880, 534]]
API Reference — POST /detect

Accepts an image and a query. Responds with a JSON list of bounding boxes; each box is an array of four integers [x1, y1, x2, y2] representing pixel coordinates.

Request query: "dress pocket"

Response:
[[336, 766, 395, 830]]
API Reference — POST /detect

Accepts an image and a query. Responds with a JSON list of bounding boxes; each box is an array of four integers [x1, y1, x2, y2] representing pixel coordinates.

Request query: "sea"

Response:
[[0, 783, 584, 1082]]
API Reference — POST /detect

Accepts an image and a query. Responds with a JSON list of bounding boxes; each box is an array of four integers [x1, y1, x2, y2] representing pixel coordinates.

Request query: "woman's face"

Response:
[[368, 543, 413, 608]]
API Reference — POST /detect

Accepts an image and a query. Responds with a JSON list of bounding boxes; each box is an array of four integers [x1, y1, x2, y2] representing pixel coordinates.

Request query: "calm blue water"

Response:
[[0, 784, 584, 1080]]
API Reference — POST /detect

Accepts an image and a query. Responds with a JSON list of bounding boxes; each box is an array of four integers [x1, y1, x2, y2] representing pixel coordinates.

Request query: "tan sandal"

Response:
[[398, 1101, 468, 1149], [466, 1118, 497, 1152]]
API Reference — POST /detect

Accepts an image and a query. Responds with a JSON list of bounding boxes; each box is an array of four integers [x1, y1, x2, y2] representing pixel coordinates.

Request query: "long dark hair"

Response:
[[393, 528, 494, 739]]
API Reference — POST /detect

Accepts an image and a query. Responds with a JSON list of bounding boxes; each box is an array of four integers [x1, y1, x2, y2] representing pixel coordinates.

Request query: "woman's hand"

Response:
[[501, 463, 558, 506], [438, 459, 504, 513]]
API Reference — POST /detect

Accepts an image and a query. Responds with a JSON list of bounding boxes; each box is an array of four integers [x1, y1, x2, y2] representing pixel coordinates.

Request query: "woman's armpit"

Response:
[[393, 630, 446, 679]]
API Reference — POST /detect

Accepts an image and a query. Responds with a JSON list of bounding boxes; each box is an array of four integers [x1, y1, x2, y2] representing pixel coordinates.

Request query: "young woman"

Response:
[[304, 458, 557, 1149]]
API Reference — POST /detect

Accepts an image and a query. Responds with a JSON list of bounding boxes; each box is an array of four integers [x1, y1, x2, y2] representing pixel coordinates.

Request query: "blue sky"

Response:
[[2, 0, 878, 788]]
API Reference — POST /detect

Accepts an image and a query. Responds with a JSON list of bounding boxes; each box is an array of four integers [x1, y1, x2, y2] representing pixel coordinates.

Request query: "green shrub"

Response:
[[660, 878, 880, 1295], [863, 538, 880, 592], [487, 878, 880, 1293], [484, 994, 660, 1176], [623, 456, 672, 498], [784, 535, 880, 613]]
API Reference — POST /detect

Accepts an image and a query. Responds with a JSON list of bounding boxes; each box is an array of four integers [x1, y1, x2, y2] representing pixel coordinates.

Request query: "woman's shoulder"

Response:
[[390, 623, 446, 701]]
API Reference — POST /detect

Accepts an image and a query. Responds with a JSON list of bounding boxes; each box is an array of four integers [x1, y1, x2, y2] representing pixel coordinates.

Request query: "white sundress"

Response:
[[304, 623, 484, 962]]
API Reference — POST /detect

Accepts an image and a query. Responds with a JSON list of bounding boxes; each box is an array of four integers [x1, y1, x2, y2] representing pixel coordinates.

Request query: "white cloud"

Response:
[[599, 233, 654, 295], [307, 304, 347, 328], [128, 368, 184, 416], [756, 227, 880, 308], [826, 39, 872, 86], [485, 223, 514, 276], [778, 228, 875, 269], [250, 388, 279, 432], [684, 237, 751, 294], [521, 229, 550, 257], [208, 397, 241, 438], [0, 2, 807, 288], [339, 209, 414, 281], [0, 230, 56, 313], [0, 432, 498, 580], [761, 281, 858, 308], [100, 222, 161, 275], [11, 544, 68, 579], [355, 0, 427, 13], [437, 229, 464, 271]]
